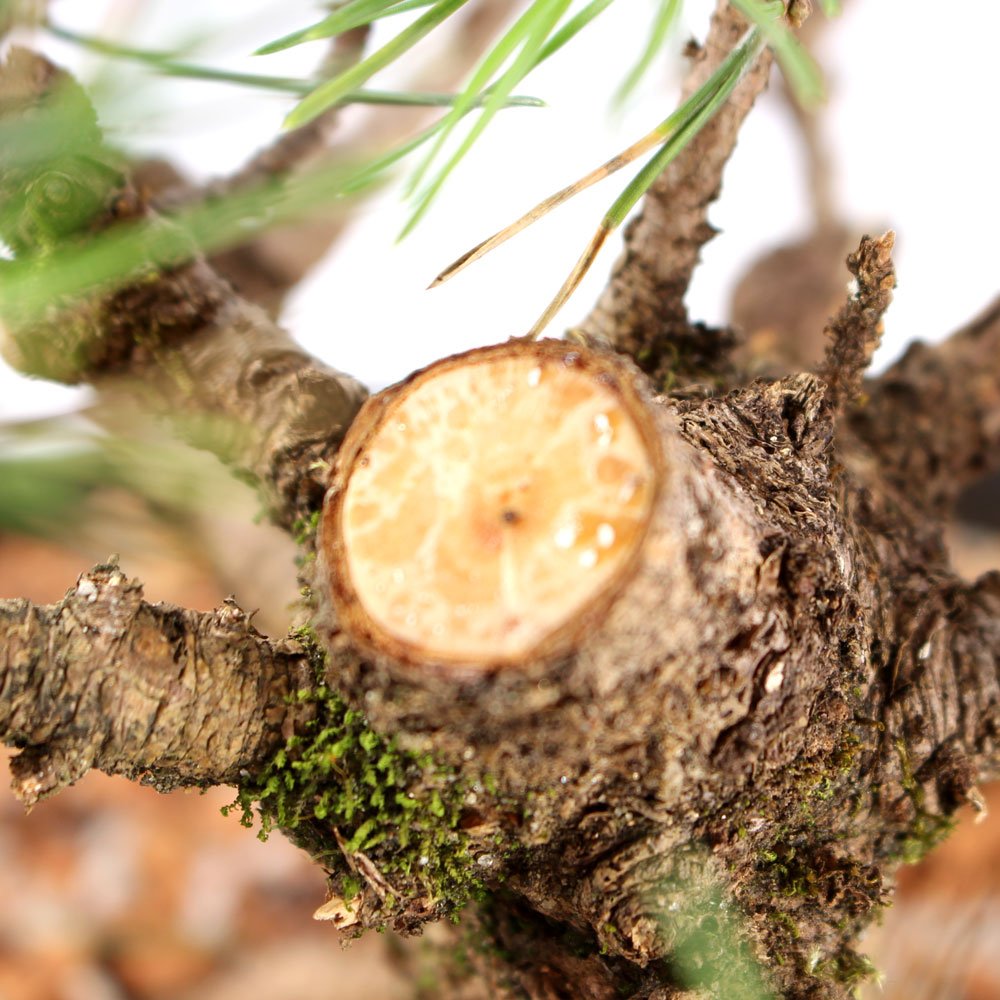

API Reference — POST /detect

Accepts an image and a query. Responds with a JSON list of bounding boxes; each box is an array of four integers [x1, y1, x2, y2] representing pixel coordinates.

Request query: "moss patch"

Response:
[[224, 627, 489, 927]]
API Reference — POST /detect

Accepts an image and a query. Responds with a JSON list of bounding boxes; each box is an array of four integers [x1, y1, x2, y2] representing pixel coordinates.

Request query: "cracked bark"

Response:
[[2, 14, 1000, 1000], [849, 296, 1000, 516], [0, 561, 313, 808]]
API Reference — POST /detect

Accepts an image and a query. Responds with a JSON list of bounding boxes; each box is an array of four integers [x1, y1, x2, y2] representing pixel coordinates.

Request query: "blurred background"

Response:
[[1, 1, 999, 997]]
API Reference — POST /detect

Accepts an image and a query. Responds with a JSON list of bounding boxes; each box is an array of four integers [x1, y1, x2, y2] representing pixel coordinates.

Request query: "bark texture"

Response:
[[313, 304, 1000, 997], [0, 49, 367, 532], [0, 561, 314, 807], [850, 296, 1000, 515]]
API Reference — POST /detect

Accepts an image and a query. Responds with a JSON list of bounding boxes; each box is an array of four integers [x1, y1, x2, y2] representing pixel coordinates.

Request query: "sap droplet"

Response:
[[617, 476, 641, 503], [593, 412, 613, 446], [578, 549, 597, 569], [596, 523, 616, 548], [554, 524, 577, 549], [527, 366, 541, 387]]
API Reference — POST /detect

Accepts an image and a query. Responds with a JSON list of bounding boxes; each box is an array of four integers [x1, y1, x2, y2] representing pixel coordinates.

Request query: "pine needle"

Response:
[[730, 0, 824, 106], [283, 0, 471, 129], [614, 0, 682, 107], [255, 0, 435, 56], [521, 27, 763, 339]]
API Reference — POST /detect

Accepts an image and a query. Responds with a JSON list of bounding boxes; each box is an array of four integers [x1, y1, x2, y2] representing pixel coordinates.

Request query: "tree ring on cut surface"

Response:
[[322, 339, 661, 669]]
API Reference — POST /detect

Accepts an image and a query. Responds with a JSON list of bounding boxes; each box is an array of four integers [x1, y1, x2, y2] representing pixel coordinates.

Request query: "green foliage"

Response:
[[256, 0, 438, 56], [890, 736, 959, 865], [47, 22, 544, 108], [0, 446, 113, 537], [47, 22, 543, 109], [283, 0, 473, 128], [603, 24, 762, 230], [401, 0, 571, 236], [225, 628, 489, 916], [647, 870, 773, 1000], [730, 0, 824, 107], [613, 0, 682, 107], [0, 418, 245, 539]]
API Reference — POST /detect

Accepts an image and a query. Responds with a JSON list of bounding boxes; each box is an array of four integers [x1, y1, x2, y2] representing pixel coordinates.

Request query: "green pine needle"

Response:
[[45, 26, 544, 109], [255, 0, 435, 56], [604, 28, 762, 228], [533, 0, 618, 65], [402, 0, 572, 238], [731, 0, 825, 107], [403, 0, 569, 204], [819, 0, 841, 15], [283, 0, 471, 129], [614, 0, 682, 107]]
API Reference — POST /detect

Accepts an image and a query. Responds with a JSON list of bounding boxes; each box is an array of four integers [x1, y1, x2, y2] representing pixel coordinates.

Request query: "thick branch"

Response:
[[0, 49, 368, 531], [879, 572, 1000, 822], [0, 562, 314, 807], [574, 0, 774, 383], [851, 295, 1000, 515]]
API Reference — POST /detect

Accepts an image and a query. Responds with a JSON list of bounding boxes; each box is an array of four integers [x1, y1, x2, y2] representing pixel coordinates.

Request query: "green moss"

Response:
[[811, 948, 878, 989], [889, 736, 958, 865], [223, 627, 488, 918], [292, 509, 321, 565], [894, 811, 956, 866]]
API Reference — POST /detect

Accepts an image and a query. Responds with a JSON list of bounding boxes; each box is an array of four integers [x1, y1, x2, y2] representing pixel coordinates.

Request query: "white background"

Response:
[[2, 0, 998, 417]]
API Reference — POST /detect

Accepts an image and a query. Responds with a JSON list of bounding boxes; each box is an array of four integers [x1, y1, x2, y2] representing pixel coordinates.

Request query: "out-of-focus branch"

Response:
[[851, 295, 1000, 516], [574, 0, 774, 385], [0, 561, 315, 808], [150, 2, 514, 316], [0, 48, 368, 532], [730, 7, 856, 377]]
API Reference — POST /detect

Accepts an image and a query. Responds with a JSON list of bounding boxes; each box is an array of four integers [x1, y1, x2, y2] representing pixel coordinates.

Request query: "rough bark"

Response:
[[849, 296, 1000, 516], [0, 49, 367, 532], [310, 313, 1000, 997], [0, 561, 314, 807]]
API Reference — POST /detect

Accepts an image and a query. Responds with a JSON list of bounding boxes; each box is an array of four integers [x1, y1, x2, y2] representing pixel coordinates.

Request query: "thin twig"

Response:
[[819, 231, 895, 412]]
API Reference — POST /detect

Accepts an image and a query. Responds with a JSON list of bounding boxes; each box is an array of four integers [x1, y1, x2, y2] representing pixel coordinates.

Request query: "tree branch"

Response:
[[574, 0, 774, 385], [0, 48, 368, 531], [819, 231, 895, 411], [146, 2, 513, 317], [0, 561, 314, 808], [851, 295, 1000, 515]]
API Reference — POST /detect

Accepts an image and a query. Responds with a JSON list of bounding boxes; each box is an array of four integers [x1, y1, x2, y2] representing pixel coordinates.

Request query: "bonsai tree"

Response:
[[2, 2, 998, 997]]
